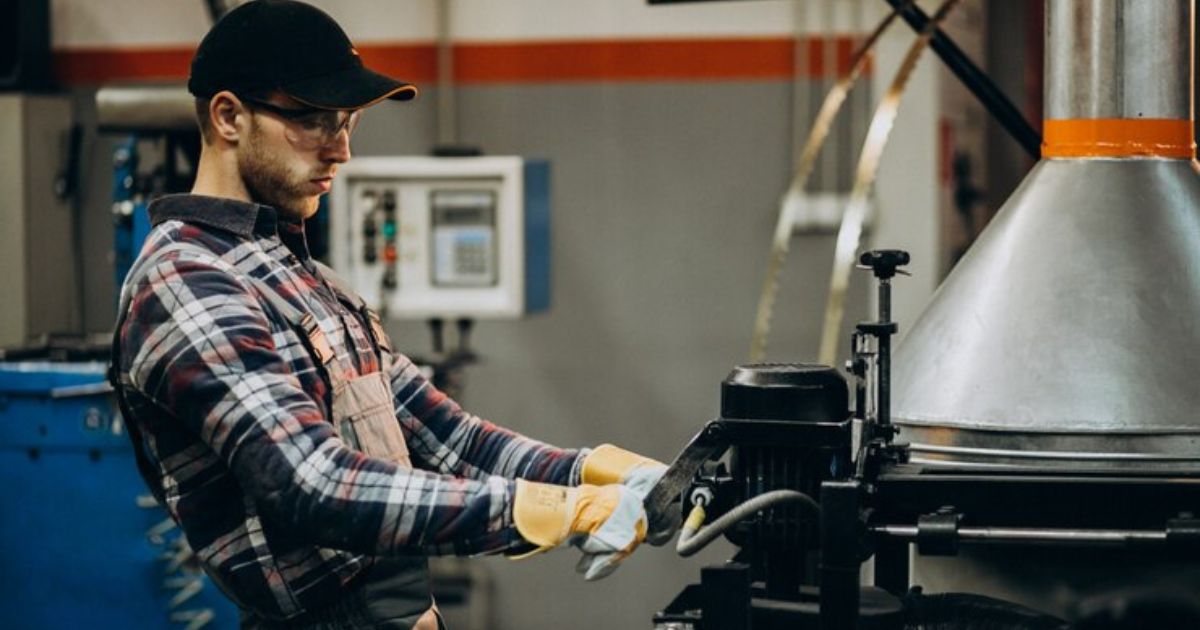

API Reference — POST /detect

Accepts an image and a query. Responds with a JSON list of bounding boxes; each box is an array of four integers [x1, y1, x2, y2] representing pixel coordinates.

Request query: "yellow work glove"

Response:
[[582, 444, 679, 545], [512, 479, 647, 580]]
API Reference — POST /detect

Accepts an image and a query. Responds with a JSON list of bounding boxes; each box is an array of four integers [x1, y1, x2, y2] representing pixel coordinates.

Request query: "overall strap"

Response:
[[246, 272, 339, 375], [312, 260, 393, 356]]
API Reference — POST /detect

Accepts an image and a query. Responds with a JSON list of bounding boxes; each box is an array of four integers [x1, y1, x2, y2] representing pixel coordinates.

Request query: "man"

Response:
[[109, 2, 675, 628]]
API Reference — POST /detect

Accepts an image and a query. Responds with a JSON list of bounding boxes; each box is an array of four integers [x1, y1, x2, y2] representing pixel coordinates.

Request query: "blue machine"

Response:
[[0, 362, 238, 629]]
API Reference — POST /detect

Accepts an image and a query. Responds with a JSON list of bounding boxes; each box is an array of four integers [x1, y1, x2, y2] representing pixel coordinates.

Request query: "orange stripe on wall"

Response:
[[53, 37, 867, 86], [54, 46, 194, 85], [456, 38, 786, 83], [456, 37, 863, 83], [348, 43, 439, 83]]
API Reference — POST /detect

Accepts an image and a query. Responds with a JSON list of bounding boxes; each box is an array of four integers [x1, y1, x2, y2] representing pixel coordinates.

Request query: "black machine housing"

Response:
[[652, 250, 1200, 630]]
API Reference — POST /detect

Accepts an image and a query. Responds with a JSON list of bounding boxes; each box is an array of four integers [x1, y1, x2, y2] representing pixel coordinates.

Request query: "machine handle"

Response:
[[49, 382, 114, 399]]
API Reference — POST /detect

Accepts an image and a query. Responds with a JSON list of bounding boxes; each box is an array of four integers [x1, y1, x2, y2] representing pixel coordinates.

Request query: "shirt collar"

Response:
[[148, 194, 313, 260]]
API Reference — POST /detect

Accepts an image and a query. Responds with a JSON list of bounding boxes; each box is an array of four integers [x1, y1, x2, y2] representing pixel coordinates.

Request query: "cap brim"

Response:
[[283, 64, 418, 110]]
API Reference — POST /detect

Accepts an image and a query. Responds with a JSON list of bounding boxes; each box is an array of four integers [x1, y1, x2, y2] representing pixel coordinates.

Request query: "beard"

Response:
[[238, 120, 320, 221]]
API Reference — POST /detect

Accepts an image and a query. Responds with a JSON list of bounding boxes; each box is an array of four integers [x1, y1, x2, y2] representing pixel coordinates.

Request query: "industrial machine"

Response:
[[0, 358, 240, 629], [0, 94, 82, 348], [648, 1, 1200, 628], [104, 85, 203, 289], [651, 247, 1200, 629]]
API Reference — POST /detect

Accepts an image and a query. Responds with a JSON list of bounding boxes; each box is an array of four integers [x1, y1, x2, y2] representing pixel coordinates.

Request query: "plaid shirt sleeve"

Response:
[[387, 355, 588, 486], [122, 249, 525, 556]]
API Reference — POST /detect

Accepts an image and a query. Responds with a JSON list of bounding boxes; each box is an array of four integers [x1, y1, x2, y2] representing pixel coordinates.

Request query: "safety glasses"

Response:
[[239, 96, 362, 149]]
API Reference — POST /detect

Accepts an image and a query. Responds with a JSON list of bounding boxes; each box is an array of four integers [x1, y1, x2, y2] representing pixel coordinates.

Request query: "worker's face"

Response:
[[237, 92, 354, 222]]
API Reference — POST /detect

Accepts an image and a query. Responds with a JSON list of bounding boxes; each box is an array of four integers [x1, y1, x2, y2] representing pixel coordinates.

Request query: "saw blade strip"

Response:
[[817, 0, 963, 367], [749, 6, 904, 362]]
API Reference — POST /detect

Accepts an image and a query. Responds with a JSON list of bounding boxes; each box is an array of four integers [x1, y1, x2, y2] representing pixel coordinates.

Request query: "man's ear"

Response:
[[209, 91, 244, 143]]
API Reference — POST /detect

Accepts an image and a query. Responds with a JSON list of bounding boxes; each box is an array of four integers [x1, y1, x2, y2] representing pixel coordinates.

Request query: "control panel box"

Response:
[[329, 156, 550, 319]]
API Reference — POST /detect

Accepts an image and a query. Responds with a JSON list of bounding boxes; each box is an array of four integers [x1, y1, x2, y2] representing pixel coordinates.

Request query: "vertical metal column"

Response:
[[1045, 0, 1192, 122], [876, 276, 892, 430], [873, 539, 910, 596], [820, 480, 862, 630]]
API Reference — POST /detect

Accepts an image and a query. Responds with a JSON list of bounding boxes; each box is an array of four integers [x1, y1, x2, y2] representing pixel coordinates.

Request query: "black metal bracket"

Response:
[[851, 250, 910, 481], [820, 480, 864, 630], [703, 563, 752, 630], [1166, 516, 1200, 554], [916, 507, 962, 556]]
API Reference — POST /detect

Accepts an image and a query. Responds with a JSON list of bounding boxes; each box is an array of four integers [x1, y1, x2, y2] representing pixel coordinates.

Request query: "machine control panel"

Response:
[[329, 156, 549, 319], [430, 190, 498, 287]]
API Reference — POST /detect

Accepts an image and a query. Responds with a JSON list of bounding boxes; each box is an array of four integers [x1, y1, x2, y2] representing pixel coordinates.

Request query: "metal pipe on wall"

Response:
[[95, 87, 196, 133]]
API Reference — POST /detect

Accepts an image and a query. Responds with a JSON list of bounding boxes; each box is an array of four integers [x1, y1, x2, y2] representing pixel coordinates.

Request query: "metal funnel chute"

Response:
[[893, 0, 1200, 471]]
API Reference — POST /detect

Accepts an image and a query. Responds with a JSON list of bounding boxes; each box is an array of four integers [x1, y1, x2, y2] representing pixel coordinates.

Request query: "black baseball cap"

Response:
[[188, 0, 417, 109]]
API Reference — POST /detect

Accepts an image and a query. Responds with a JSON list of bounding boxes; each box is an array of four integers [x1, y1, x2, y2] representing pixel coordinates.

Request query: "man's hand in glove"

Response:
[[512, 480, 647, 580], [582, 444, 681, 545]]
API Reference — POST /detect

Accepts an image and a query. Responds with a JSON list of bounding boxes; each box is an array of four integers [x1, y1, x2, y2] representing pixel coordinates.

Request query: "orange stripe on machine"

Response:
[[1042, 118, 1195, 159]]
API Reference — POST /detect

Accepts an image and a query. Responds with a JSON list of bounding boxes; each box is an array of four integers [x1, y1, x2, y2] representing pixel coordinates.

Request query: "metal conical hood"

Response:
[[893, 0, 1200, 471], [894, 158, 1200, 470]]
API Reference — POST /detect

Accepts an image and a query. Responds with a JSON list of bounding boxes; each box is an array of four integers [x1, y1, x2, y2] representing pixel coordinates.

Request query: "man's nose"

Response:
[[321, 129, 352, 163]]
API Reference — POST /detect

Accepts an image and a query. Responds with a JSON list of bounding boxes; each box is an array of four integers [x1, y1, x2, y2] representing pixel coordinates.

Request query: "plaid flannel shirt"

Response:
[[114, 194, 584, 620]]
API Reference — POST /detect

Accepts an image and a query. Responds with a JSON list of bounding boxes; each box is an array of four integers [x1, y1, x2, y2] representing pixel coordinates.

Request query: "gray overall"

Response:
[[113, 243, 442, 630], [245, 261, 443, 630]]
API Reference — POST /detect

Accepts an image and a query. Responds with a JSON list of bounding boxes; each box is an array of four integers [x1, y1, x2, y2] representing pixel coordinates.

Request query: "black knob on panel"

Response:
[[858, 250, 910, 279]]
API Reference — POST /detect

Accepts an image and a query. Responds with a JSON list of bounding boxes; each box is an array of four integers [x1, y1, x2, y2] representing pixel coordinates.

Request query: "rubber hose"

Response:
[[675, 489, 820, 557]]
